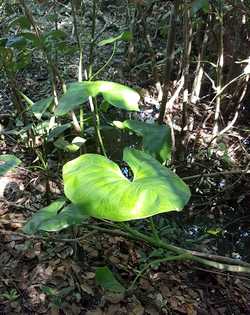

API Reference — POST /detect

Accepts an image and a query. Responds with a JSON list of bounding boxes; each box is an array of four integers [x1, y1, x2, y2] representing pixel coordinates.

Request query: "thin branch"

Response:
[[182, 168, 250, 181]]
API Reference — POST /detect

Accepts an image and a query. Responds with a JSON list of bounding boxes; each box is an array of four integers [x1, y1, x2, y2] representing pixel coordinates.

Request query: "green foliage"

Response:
[[98, 31, 133, 46], [191, 0, 209, 13], [54, 137, 80, 152], [41, 286, 74, 309], [1, 289, 19, 302], [31, 96, 54, 120], [47, 123, 72, 142], [56, 81, 140, 115], [0, 154, 21, 176], [63, 148, 190, 222], [95, 266, 125, 293], [114, 120, 172, 162], [23, 199, 89, 234], [8, 15, 31, 30]]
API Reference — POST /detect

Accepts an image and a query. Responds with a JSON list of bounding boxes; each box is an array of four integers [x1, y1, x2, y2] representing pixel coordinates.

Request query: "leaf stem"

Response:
[[129, 253, 190, 290]]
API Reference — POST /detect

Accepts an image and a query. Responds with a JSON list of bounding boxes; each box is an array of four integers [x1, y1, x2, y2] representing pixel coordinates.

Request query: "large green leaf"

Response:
[[23, 199, 89, 234], [63, 148, 190, 222], [0, 154, 21, 176], [114, 120, 172, 162], [56, 81, 140, 116]]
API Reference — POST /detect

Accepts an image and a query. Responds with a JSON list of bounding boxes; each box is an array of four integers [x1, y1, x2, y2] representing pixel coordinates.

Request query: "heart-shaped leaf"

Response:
[[114, 120, 172, 162], [23, 199, 89, 234], [56, 81, 140, 116], [63, 148, 190, 221], [0, 154, 21, 176]]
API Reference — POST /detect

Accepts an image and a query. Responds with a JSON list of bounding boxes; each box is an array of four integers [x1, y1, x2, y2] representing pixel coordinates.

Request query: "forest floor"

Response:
[[1, 1, 250, 314]]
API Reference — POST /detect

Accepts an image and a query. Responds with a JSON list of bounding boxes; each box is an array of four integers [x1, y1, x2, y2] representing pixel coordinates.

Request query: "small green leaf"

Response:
[[39, 203, 89, 232], [114, 120, 172, 162], [22, 198, 66, 234], [95, 266, 125, 293], [0, 155, 21, 176], [98, 31, 133, 46], [23, 200, 88, 234], [8, 16, 31, 29], [56, 81, 140, 116], [54, 137, 79, 152], [47, 123, 72, 142], [63, 148, 190, 221], [206, 227, 222, 236], [31, 96, 53, 119]]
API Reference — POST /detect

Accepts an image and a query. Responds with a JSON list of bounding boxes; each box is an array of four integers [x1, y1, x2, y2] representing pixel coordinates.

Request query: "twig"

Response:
[[0, 198, 35, 212], [0, 228, 94, 243], [182, 168, 250, 181]]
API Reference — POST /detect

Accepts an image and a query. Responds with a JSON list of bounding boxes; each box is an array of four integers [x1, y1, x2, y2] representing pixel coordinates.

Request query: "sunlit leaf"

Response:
[[98, 31, 133, 46], [98, 81, 140, 111], [63, 148, 190, 221], [114, 120, 172, 162], [206, 227, 222, 236], [72, 136, 87, 147], [56, 81, 140, 116], [0, 154, 21, 176], [95, 266, 125, 293]]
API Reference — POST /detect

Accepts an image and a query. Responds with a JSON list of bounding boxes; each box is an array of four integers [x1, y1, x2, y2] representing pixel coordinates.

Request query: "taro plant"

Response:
[[23, 80, 250, 278]]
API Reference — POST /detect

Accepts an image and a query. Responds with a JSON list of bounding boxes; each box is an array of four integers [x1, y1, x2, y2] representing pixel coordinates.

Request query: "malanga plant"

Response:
[[23, 80, 190, 228], [23, 81, 250, 275]]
